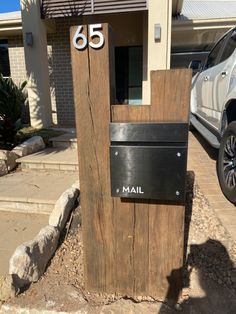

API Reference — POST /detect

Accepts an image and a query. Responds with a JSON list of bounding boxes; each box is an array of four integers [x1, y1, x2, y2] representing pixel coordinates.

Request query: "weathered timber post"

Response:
[[70, 23, 192, 300]]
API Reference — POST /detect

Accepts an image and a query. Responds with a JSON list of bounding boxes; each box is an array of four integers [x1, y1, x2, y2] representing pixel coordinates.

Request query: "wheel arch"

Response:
[[225, 99, 236, 124]]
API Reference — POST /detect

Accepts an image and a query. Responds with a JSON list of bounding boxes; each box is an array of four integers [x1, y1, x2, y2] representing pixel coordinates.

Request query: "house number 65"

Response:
[[73, 24, 105, 50]]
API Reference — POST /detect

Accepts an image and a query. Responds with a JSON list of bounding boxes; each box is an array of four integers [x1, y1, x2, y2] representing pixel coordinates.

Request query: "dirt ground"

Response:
[[2, 174, 236, 313]]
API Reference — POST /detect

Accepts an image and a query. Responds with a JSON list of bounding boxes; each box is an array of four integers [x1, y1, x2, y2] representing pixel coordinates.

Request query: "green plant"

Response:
[[0, 74, 27, 143], [16, 127, 65, 146]]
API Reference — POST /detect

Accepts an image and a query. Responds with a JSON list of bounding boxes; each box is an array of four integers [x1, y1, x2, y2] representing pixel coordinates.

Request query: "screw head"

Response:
[[116, 188, 120, 193], [177, 152, 181, 157], [176, 191, 180, 196], [115, 151, 119, 156]]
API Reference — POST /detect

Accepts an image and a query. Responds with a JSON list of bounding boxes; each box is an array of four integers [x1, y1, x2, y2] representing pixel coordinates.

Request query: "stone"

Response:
[[0, 150, 9, 160], [0, 275, 18, 301], [0, 160, 7, 176], [49, 186, 79, 231], [0, 150, 18, 173], [9, 226, 60, 288], [12, 136, 45, 157]]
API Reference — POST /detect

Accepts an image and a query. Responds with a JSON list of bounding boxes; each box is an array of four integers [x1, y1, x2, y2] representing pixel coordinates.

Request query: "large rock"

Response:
[[0, 275, 18, 301], [49, 186, 79, 231], [12, 136, 45, 157], [9, 226, 60, 288], [0, 150, 18, 174]]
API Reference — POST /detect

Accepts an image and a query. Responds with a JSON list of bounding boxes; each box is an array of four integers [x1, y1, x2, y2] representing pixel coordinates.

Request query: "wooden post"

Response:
[[71, 23, 192, 300], [70, 24, 115, 291]]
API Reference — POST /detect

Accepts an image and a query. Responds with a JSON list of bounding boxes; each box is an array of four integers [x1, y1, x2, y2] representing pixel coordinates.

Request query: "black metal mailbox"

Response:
[[110, 122, 188, 202]]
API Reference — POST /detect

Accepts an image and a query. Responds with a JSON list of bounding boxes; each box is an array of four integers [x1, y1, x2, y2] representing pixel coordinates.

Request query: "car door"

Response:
[[196, 33, 229, 126], [212, 29, 236, 128]]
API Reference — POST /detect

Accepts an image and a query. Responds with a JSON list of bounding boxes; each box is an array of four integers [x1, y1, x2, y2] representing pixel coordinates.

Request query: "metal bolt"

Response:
[[176, 191, 180, 196], [177, 152, 181, 157], [115, 151, 119, 156], [116, 188, 120, 193]]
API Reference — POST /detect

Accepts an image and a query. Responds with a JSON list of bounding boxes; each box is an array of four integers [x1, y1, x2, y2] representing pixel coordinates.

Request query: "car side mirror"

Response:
[[189, 60, 202, 73]]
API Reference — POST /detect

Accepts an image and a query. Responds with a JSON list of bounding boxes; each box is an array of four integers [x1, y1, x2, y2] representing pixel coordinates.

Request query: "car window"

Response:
[[219, 29, 236, 63], [204, 34, 228, 70]]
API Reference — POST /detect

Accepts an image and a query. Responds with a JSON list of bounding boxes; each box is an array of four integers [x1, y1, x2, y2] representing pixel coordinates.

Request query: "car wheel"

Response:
[[217, 121, 236, 204]]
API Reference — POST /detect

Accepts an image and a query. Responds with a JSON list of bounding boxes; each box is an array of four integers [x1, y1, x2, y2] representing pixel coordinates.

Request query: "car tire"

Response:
[[217, 121, 236, 204]]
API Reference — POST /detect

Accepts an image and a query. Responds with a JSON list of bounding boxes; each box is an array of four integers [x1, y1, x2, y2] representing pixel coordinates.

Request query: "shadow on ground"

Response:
[[190, 129, 218, 161], [159, 239, 236, 314], [158, 172, 236, 314]]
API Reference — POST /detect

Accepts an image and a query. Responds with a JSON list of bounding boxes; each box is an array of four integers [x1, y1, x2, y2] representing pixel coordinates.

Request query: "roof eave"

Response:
[[172, 17, 236, 31], [0, 19, 22, 26]]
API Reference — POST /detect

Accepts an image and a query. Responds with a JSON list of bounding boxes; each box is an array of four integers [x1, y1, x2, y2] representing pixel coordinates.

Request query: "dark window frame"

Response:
[[0, 39, 10, 77], [115, 45, 143, 104], [203, 28, 236, 71], [219, 29, 236, 63]]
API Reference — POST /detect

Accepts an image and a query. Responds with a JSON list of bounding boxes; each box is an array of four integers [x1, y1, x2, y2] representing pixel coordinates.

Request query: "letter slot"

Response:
[[110, 122, 188, 202]]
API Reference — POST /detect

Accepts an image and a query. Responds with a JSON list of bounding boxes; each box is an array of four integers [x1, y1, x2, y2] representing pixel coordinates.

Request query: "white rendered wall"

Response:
[[142, 0, 172, 104], [20, 0, 52, 128]]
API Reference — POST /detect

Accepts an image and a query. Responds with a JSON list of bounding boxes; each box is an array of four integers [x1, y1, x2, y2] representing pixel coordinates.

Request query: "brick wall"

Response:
[[7, 32, 75, 127], [47, 18, 77, 127], [7, 35, 30, 124], [8, 35, 27, 84]]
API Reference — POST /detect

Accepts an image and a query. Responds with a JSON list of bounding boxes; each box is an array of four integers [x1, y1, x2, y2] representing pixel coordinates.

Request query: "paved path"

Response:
[[188, 130, 236, 241], [0, 211, 49, 276]]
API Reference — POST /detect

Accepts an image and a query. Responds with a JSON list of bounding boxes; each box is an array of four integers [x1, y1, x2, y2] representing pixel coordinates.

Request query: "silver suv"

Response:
[[190, 26, 236, 204]]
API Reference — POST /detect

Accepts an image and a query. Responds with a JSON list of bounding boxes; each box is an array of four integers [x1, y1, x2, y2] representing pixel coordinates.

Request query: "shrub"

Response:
[[0, 74, 27, 143]]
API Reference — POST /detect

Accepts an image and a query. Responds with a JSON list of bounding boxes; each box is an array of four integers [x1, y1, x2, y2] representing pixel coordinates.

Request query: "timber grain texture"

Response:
[[71, 23, 192, 299]]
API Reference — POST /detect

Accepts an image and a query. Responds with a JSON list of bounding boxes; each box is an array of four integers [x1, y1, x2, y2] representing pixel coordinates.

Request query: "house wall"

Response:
[[6, 12, 144, 128], [6, 9, 168, 127], [8, 35, 27, 84], [47, 11, 144, 127], [47, 19, 75, 127], [6, 35, 59, 126], [7, 35, 30, 124], [6, 9, 167, 127]]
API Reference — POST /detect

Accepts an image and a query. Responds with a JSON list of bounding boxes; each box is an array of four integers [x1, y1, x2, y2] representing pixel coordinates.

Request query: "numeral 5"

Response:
[[73, 24, 104, 50]]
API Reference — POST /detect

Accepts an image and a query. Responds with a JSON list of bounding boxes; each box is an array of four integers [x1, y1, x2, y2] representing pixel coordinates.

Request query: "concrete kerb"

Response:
[[0, 136, 45, 177], [0, 180, 80, 301]]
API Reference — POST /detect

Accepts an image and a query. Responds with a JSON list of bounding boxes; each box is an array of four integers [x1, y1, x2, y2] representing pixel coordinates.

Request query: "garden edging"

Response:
[[0, 180, 80, 301]]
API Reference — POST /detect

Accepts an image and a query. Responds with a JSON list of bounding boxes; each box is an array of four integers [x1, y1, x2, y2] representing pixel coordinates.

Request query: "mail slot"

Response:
[[110, 122, 188, 202]]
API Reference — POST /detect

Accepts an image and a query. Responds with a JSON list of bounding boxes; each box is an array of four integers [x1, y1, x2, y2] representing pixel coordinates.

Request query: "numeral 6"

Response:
[[73, 24, 105, 50]]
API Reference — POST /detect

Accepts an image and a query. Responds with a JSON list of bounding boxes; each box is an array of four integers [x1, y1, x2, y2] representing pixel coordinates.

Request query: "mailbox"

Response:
[[110, 122, 188, 202]]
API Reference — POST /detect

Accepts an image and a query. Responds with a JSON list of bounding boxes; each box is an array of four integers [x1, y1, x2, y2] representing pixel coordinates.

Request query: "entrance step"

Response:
[[50, 133, 77, 149], [0, 171, 78, 214], [17, 148, 79, 171]]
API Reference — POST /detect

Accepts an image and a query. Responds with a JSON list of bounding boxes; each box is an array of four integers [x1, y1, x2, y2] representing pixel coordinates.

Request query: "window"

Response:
[[204, 35, 228, 70], [115, 46, 143, 104], [219, 29, 236, 63], [0, 39, 10, 77]]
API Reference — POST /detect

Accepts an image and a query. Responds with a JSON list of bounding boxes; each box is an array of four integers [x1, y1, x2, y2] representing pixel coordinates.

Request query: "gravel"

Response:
[[4, 172, 236, 313]]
